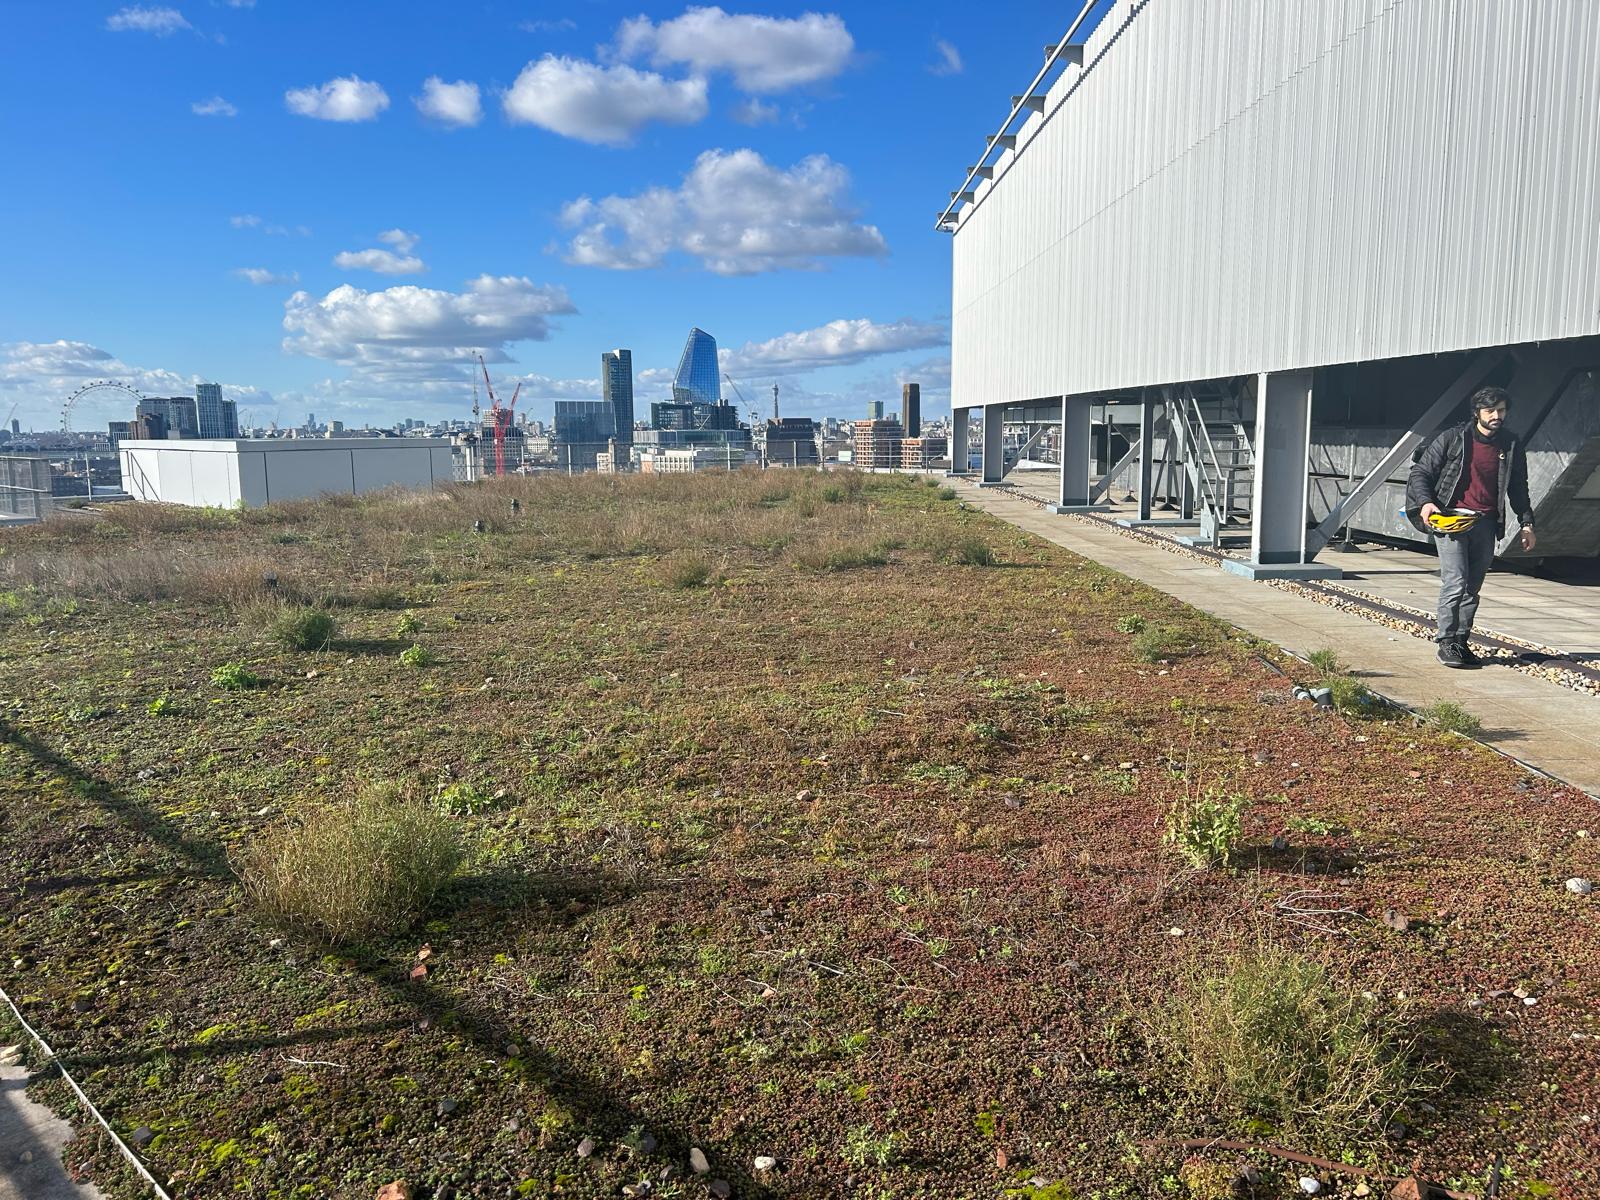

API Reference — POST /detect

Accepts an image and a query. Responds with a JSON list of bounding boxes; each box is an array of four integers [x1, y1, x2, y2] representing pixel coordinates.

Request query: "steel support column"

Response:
[[1049, 395, 1107, 512], [950, 408, 971, 474], [1223, 370, 1341, 579], [980, 403, 1005, 485], [1137, 396, 1156, 519], [1249, 370, 1313, 564]]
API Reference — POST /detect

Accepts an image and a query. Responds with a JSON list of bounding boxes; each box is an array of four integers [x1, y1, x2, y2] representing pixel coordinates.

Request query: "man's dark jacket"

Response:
[[1404, 421, 1534, 537]]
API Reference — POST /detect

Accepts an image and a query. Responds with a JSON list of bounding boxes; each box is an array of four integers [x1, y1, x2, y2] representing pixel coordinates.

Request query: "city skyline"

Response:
[[0, 1, 1072, 431]]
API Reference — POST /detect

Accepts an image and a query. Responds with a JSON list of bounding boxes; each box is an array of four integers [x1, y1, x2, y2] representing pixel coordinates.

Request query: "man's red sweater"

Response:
[[1457, 430, 1501, 514]]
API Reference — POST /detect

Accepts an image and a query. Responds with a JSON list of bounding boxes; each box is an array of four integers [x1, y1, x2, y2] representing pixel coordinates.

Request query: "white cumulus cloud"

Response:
[[506, 374, 601, 401], [559, 148, 887, 275], [721, 318, 949, 375], [285, 76, 390, 122], [192, 95, 238, 117], [377, 229, 419, 253], [0, 340, 274, 427], [232, 267, 299, 286], [502, 56, 707, 146], [332, 250, 425, 275], [415, 77, 482, 127], [333, 229, 425, 275], [106, 6, 191, 35], [282, 276, 577, 374], [615, 6, 853, 93]]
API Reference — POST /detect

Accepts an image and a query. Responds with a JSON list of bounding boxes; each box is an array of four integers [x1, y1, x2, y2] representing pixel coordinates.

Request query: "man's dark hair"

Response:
[[1470, 385, 1512, 412]]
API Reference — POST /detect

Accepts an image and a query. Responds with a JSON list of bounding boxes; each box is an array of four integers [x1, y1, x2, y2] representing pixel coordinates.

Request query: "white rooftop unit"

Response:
[[118, 438, 455, 508]]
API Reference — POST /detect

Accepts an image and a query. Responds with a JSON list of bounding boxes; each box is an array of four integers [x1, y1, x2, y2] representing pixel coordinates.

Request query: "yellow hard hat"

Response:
[[1427, 509, 1479, 534]]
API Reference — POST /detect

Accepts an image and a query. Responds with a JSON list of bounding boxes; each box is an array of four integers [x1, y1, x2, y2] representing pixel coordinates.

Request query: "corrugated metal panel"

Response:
[[951, 0, 1600, 410]]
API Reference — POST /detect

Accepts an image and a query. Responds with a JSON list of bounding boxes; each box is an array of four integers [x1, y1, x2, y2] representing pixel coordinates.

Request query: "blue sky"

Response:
[[0, 1, 1070, 429]]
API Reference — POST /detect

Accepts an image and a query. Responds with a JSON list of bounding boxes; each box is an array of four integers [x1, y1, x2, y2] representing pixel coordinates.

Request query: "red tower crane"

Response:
[[478, 355, 522, 477]]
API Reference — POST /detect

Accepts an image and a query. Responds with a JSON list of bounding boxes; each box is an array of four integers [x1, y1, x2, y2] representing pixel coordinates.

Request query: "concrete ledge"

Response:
[[1116, 517, 1200, 528], [1221, 559, 1345, 581], [977, 480, 1011, 489], [1046, 503, 1112, 514]]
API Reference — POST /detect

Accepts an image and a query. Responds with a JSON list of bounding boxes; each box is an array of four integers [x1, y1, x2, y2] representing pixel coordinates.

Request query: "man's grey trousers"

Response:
[[1435, 519, 1498, 643]]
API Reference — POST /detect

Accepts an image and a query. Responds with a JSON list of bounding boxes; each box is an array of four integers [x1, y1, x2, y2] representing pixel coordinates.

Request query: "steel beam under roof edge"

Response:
[[935, 0, 1103, 231]]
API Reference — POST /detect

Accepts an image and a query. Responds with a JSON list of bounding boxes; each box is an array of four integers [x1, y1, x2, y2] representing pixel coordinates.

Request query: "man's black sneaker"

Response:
[[1437, 641, 1467, 668], [1458, 641, 1485, 668]]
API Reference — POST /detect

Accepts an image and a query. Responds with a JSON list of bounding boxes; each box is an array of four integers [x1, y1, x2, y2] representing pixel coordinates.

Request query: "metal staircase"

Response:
[[1172, 383, 1255, 546]]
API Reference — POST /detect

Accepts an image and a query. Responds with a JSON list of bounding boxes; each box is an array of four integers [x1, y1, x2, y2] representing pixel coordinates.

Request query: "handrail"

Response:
[[1174, 389, 1231, 519], [1184, 386, 1227, 492], [935, 0, 1104, 231]]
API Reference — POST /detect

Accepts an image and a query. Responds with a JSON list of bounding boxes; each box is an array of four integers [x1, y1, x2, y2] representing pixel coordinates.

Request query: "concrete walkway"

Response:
[[0, 1065, 105, 1200], [956, 479, 1600, 797], [1329, 542, 1600, 658]]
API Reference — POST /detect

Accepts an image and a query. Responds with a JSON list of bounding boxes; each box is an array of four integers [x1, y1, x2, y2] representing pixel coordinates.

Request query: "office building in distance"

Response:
[[902, 383, 922, 438], [195, 383, 238, 439], [640, 447, 760, 474], [853, 417, 905, 470], [139, 396, 199, 438], [634, 326, 753, 463], [763, 418, 820, 467], [601, 349, 634, 446], [671, 328, 721, 407], [552, 400, 613, 470]]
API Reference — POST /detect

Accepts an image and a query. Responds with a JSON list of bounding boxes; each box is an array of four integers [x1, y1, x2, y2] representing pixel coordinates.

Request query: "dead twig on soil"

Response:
[[1138, 1138, 1480, 1199], [897, 931, 958, 976], [865, 955, 941, 994], [284, 1055, 348, 1070], [1272, 889, 1367, 938]]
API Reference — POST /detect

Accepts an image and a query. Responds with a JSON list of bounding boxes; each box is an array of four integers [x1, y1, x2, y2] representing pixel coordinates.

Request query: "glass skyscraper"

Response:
[[553, 400, 612, 445], [601, 349, 634, 444], [671, 328, 721, 407], [195, 383, 238, 438]]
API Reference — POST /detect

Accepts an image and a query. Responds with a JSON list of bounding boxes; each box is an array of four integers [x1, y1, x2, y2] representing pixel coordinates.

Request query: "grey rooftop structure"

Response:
[[945, 0, 1600, 574]]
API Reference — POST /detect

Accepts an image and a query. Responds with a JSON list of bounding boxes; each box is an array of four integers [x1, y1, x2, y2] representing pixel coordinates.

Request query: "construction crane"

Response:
[[722, 372, 761, 430], [3, 401, 17, 431], [477, 354, 522, 477]]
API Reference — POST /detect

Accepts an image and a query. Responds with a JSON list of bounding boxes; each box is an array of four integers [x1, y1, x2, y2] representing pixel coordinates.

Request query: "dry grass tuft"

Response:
[[237, 784, 462, 944], [1149, 944, 1434, 1151], [660, 555, 715, 590]]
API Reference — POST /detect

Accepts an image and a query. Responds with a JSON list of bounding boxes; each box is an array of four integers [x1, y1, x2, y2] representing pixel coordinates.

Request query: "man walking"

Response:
[[1406, 386, 1537, 668]]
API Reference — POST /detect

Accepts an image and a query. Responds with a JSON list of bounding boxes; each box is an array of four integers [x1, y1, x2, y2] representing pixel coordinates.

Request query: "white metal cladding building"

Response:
[[118, 438, 455, 508], [945, 0, 1600, 574]]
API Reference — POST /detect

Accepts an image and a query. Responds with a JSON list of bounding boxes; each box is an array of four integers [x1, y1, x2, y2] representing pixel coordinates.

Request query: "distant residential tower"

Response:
[[601, 348, 634, 444], [195, 383, 238, 439], [902, 383, 921, 438]]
